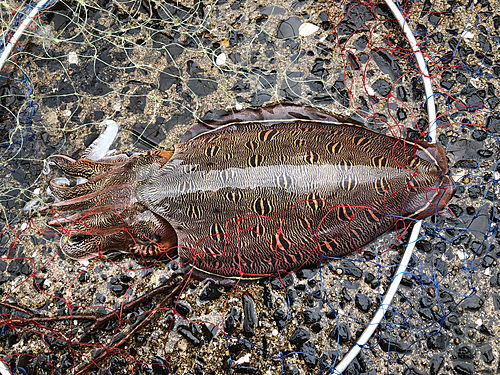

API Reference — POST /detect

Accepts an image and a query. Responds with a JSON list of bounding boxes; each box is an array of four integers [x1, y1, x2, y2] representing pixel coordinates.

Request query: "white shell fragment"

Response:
[[215, 52, 227, 66], [299, 22, 319, 37], [68, 51, 79, 64], [234, 353, 251, 365], [82, 119, 119, 161], [461, 30, 474, 38]]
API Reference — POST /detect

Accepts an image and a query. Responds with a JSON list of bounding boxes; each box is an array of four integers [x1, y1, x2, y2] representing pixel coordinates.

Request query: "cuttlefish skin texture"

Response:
[[45, 105, 455, 280]]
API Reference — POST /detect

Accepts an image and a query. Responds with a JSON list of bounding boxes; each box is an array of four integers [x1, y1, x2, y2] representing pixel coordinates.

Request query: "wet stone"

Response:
[[372, 79, 392, 97], [461, 295, 484, 310], [159, 66, 181, 91], [199, 284, 223, 302], [176, 301, 191, 318], [379, 337, 410, 353], [289, 326, 311, 345], [300, 341, 317, 368], [329, 322, 351, 344], [302, 311, 321, 324], [371, 50, 402, 81], [270, 273, 294, 290], [242, 293, 258, 337], [263, 285, 274, 308], [273, 308, 288, 330], [178, 325, 201, 346], [151, 356, 168, 374], [480, 344, 494, 364], [201, 323, 218, 342], [453, 362, 474, 375], [276, 16, 301, 39], [355, 293, 372, 312], [427, 332, 448, 350], [456, 344, 475, 360], [340, 260, 362, 279], [492, 294, 500, 310], [429, 354, 444, 375]]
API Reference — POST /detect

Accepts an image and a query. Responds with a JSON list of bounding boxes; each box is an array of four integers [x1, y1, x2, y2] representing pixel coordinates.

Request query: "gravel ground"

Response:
[[0, 0, 499, 374]]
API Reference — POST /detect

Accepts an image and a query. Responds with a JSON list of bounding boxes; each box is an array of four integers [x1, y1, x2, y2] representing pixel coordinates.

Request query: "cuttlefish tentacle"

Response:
[[40, 119, 177, 260], [48, 155, 130, 178]]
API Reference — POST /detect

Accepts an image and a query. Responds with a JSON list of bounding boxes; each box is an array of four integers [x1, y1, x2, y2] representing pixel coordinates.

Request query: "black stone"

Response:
[[186, 61, 218, 97], [372, 79, 391, 97], [453, 362, 474, 375], [311, 322, 322, 334], [283, 364, 300, 375], [353, 35, 368, 51], [448, 204, 464, 217], [299, 341, 317, 368], [199, 285, 223, 302], [302, 311, 321, 324], [355, 293, 372, 312], [340, 260, 362, 279], [336, 3, 374, 36], [151, 356, 168, 374], [478, 149, 493, 157], [329, 322, 351, 344], [263, 285, 274, 308], [379, 337, 410, 354], [251, 91, 272, 107], [427, 332, 448, 350], [429, 354, 444, 375], [396, 86, 407, 102], [202, 323, 218, 342], [159, 66, 181, 91], [273, 308, 288, 330], [46, 336, 67, 349], [289, 326, 311, 345], [276, 16, 301, 39], [461, 295, 484, 310], [224, 307, 239, 334], [176, 301, 191, 318], [371, 50, 401, 81], [270, 273, 294, 290], [242, 293, 258, 337], [311, 58, 328, 78], [178, 325, 201, 346], [456, 344, 475, 360], [480, 344, 494, 364], [110, 284, 123, 294]]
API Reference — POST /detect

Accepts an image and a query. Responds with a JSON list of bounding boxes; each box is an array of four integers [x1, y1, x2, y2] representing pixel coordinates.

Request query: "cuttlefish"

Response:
[[40, 104, 455, 282]]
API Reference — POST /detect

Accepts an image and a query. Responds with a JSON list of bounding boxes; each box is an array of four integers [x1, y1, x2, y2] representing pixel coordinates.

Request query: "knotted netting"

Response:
[[0, 0, 498, 374]]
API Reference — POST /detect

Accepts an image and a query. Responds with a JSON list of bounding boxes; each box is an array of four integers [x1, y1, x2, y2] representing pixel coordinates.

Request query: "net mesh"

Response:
[[1, 0, 499, 374]]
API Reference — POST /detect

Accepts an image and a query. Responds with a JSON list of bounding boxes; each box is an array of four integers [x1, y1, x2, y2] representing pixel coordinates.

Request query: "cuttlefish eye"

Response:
[[60, 232, 103, 260], [68, 234, 93, 244]]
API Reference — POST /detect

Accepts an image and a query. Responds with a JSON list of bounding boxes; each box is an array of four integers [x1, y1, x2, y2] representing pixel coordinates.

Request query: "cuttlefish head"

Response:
[[39, 150, 177, 261]]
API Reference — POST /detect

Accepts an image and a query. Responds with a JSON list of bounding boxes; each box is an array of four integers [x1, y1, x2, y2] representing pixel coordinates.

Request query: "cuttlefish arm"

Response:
[[37, 120, 177, 260]]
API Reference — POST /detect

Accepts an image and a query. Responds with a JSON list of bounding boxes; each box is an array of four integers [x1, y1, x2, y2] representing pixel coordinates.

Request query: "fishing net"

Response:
[[1, 0, 498, 374]]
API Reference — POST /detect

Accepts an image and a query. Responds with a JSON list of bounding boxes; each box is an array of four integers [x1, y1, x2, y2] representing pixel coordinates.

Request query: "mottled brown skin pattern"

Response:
[[44, 105, 455, 282]]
